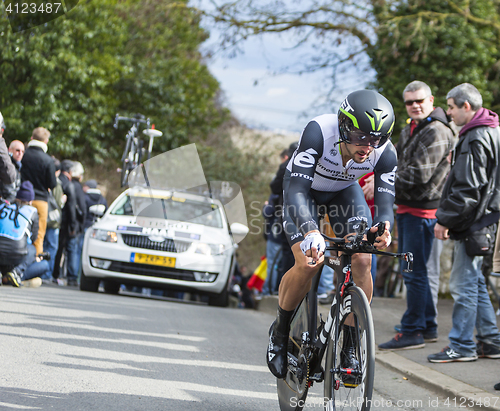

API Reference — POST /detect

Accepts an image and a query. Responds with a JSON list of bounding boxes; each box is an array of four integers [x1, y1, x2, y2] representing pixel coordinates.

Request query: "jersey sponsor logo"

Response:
[[380, 166, 397, 185], [317, 163, 335, 174], [293, 148, 317, 168], [329, 148, 338, 157], [291, 172, 314, 181], [378, 186, 395, 196], [316, 169, 355, 181], [323, 156, 339, 166], [290, 232, 302, 241], [350, 166, 370, 171]]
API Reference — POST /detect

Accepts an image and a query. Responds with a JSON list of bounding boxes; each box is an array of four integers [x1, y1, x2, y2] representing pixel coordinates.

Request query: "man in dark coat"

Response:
[[21, 127, 56, 255], [429, 83, 500, 363], [52, 160, 80, 286]]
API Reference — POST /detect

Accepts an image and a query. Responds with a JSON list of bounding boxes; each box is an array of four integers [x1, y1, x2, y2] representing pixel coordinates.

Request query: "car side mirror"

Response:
[[89, 204, 106, 217], [230, 222, 249, 236]]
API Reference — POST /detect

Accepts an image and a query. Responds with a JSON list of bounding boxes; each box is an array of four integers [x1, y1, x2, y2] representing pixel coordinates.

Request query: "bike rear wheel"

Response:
[[277, 297, 310, 411], [324, 286, 375, 411]]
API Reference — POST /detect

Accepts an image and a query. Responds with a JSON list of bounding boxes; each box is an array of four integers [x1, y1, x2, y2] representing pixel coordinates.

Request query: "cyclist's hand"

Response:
[[369, 221, 391, 250], [300, 231, 326, 263]]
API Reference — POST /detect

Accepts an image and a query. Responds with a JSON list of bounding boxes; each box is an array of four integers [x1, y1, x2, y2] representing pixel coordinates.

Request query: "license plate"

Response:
[[131, 253, 176, 268]]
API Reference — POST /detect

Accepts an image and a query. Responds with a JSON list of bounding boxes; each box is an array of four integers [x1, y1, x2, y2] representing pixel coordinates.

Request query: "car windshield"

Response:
[[110, 194, 223, 228]]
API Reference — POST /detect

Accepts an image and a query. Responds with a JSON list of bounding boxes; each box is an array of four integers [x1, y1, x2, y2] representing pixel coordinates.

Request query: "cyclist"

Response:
[[267, 89, 397, 379]]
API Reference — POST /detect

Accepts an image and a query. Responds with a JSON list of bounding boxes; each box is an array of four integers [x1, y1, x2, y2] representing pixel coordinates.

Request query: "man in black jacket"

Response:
[[379, 81, 456, 350], [21, 127, 57, 255], [52, 160, 80, 286], [429, 83, 500, 363]]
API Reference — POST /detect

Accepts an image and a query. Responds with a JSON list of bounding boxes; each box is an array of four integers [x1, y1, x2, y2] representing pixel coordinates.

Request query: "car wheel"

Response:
[[103, 280, 121, 295], [80, 269, 100, 292], [208, 275, 230, 307]]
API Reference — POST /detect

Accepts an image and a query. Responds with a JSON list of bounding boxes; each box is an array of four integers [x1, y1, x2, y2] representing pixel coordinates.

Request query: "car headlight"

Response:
[[189, 242, 225, 255], [91, 229, 118, 243]]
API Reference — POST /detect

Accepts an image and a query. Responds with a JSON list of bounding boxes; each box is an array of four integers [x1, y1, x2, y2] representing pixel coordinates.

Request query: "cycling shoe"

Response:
[[267, 320, 288, 379]]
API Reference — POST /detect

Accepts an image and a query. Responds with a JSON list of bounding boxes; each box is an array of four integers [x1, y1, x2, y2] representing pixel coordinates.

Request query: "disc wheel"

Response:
[[324, 286, 375, 411], [277, 298, 310, 411]]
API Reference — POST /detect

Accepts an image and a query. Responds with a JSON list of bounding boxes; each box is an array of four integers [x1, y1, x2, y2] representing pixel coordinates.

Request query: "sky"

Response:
[[201, 12, 375, 135]]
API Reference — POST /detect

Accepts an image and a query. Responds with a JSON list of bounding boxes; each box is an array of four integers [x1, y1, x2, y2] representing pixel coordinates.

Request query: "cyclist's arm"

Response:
[[285, 121, 324, 236], [373, 142, 398, 231]]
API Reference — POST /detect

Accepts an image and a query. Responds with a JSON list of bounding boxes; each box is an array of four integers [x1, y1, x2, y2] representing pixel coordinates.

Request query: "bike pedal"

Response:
[[309, 370, 324, 383]]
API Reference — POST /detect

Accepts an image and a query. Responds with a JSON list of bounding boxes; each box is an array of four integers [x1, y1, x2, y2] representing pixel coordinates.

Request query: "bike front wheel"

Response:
[[324, 286, 375, 411]]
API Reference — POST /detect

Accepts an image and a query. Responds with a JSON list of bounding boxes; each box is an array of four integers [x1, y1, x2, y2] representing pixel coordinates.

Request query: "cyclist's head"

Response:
[[338, 90, 395, 148]]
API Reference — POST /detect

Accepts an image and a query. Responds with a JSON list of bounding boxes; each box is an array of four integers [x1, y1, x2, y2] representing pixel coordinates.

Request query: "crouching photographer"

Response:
[[0, 181, 49, 287]]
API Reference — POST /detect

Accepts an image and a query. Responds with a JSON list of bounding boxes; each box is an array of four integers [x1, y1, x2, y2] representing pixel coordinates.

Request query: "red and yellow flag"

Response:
[[246, 256, 267, 292]]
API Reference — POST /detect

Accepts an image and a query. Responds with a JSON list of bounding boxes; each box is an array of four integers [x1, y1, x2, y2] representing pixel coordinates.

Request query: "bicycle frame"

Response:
[[288, 229, 413, 385]]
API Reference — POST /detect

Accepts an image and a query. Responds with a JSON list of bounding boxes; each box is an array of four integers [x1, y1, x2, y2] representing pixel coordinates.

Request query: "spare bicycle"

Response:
[[114, 114, 163, 187], [277, 221, 413, 411]]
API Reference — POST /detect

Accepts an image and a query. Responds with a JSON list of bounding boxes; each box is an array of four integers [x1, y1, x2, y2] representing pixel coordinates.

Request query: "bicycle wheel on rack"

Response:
[[324, 286, 375, 411], [277, 296, 310, 411]]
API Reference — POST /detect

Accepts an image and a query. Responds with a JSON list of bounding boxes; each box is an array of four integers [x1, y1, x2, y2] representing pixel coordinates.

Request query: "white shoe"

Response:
[[22, 277, 42, 288]]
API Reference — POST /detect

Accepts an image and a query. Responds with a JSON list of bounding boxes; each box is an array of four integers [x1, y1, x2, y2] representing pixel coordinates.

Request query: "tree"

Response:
[[369, 0, 500, 134], [202, 0, 500, 134], [0, 0, 229, 161]]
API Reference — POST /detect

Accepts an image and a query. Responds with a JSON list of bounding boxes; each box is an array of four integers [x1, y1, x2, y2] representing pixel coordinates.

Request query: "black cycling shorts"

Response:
[[282, 172, 372, 247]]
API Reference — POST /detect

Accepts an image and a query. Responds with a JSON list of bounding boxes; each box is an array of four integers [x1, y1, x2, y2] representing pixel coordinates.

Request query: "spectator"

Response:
[[21, 127, 57, 255], [379, 80, 456, 350], [82, 179, 107, 230], [70, 162, 87, 280], [0, 111, 17, 185], [429, 83, 500, 363], [0, 181, 49, 288], [261, 193, 281, 296], [0, 140, 24, 203], [77, 179, 107, 275], [270, 143, 297, 286], [53, 160, 80, 286], [42, 157, 63, 281]]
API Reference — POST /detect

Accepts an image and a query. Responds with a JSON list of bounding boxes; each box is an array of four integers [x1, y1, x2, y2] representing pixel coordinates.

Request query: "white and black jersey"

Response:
[[283, 114, 398, 244]]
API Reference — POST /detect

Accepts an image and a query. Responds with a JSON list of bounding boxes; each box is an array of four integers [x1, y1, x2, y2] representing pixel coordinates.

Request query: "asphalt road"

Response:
[[0, 286, 469, 411]]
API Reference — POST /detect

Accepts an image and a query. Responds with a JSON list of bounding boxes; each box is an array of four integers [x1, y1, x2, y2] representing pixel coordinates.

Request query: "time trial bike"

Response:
[[277, 220, 413, 411]]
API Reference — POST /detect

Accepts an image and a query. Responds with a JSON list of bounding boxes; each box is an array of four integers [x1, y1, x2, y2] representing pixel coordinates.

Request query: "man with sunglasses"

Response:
[[379, 81, 455, 351], [267, 89, 397, 379]]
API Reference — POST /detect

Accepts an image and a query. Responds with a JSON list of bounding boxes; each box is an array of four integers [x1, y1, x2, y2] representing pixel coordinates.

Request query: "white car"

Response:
[[80, 187, 249, 306]]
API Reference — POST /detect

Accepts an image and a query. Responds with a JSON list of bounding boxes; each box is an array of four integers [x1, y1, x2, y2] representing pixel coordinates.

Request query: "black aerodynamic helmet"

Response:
[[338, 90, 395, 148]]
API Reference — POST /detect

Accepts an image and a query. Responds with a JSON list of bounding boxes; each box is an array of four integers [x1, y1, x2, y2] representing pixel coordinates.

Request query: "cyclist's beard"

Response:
[[342, 143, 373, 164]]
